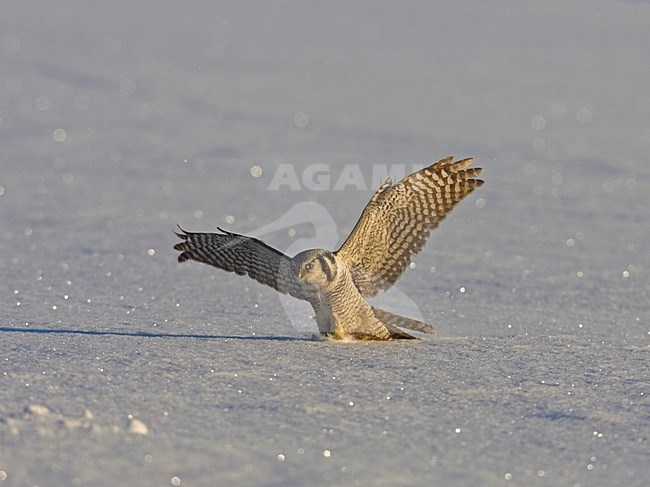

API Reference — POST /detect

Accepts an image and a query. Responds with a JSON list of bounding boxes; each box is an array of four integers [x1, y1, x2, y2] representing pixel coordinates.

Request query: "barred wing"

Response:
[[336, 156, 483, 297], [174, 227, 307, 300]]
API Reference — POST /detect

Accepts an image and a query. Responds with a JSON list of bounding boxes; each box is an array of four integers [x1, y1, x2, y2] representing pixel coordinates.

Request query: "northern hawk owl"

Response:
[[174, 156, 483, 340]]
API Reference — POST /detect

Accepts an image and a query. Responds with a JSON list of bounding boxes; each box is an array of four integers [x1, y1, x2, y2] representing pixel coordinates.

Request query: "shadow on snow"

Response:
[[0, 326, 309, 342]]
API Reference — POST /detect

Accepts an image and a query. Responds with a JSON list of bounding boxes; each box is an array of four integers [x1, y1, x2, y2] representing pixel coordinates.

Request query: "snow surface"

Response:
[[1, 1, 648, 486]]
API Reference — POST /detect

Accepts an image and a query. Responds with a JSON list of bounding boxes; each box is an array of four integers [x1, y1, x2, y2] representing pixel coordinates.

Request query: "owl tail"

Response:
[[371, 307, 435, 339]]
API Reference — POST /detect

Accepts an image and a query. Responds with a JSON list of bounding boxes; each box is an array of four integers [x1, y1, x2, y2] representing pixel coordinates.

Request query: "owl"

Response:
[[174, 156, 483, 340]]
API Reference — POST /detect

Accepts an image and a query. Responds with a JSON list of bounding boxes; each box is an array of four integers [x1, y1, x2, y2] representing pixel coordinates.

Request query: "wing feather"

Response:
[[174, 227, 307, 300], [335, 156, 483, 297]]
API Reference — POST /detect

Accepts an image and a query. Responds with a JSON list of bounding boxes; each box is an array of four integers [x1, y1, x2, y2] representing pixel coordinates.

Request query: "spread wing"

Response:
[[174, 227, 307, 300], [335, 156, 483, 297]]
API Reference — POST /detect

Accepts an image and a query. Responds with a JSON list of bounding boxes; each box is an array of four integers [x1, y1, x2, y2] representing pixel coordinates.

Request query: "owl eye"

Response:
[[305, 263, 314, 271]]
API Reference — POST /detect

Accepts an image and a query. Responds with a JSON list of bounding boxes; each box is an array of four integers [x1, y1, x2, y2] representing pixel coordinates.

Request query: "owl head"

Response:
[[293, 249, 338, 287]]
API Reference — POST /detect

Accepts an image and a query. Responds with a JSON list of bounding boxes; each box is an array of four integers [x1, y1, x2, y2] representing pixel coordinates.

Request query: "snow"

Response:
[[1, 1, 648, 486]]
